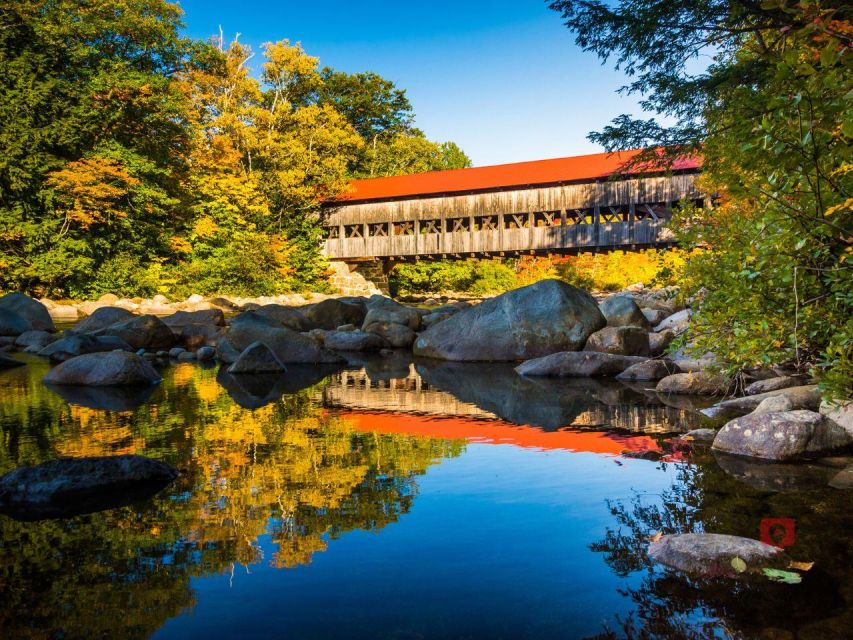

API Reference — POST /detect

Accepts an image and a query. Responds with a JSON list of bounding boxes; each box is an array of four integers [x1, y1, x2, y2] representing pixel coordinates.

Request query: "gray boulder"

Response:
[[680, 428, 718, 443], [703, 385, 822, 420], [363, 321, 416, 349], [648, 533, 791, 579], [227, 341, 286, 374], [14, 330, 55, 351], [641, 307, 669, 326], [654, 308, 691, 335], [0, 352, 25, 369], [38, 332, 133, 363], [0, 293, 55, 332], [323, 330, 387, 352], [616, 358, 681, 381], [224, 312, 343, 364], [752, 395, 794, 415], [304, 298, 366, 330], [585, 326, 650, 356], [745, 375, 806, 396], [648, 329, 675, 357], [43, 351, 162, 387], [516, 351, 646, 377], [0, 455, 178, 520], [819, 399, 853, 438], [161, 308, 226, 329], [74, 306, 135, 333], [600, 294, 651, 329], [712, 410, 853, 461], [251, 304, 308, 331], [97, 314, 176, 351], [196, 346, 216, 362], [0, 309, 31, 336], [414, 280, 605, 361], [656, 371, 729, 396], [362, 297, 421, 331]]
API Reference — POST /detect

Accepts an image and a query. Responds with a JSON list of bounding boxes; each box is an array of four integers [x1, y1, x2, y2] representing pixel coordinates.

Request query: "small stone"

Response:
[[753, 395, 794, 415], [196, 346, 215, 361], [168, 347, 186, 358]]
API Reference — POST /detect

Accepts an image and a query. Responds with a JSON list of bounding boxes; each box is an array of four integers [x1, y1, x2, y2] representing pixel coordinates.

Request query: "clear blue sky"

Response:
[[177, 0, 642, 167]]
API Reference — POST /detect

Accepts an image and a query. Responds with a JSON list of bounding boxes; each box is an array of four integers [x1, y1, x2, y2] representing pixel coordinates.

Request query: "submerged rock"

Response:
[[516, 351, 646, 377], [585, 326, 650, 356], [0, 292, 55, 332], [45, 383, 157, 411], [43, 352, 162, 387], [680, 428, 718, 443], [414, 280, 605, 361], [74, 306, 135, 333], [656, 371, 729, 396], [14, 330, 55, 351], [714, 451, 837, 492], [224, 312, 343, 364], [712, 410, 853, 461], [648, 533, 791, 579], [0, 455, 178, 521], [0, 352, 25, 369]]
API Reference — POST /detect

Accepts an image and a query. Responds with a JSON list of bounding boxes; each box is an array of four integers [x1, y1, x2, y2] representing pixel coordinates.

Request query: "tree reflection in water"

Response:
[[0, 360, 464, 638], [588, 452, 853, 640]]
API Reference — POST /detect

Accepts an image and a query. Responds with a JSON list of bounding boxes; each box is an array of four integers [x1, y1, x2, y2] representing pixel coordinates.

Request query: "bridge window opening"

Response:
[[327, 226, 340, 239], [600, 206, 628, 223], [393, 221, 415, 236], [533, 211, 560, 227], [505, 213, 529, 229], [344, 225, 363, 239], [369, 222, 389, 237], [635, 203, 667, 221], [419, 219, 441, 234], [566, 208, 594, 225], [474, 215, 498, 231], [448, 217, 471, 233]]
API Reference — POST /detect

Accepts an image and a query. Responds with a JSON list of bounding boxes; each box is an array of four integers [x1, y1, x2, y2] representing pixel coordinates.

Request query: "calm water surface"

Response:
[[0, 352, 850, 639]]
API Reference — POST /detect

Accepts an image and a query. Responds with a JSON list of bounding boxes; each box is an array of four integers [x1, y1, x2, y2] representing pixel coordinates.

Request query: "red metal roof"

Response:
[[334, 149, 701, 203]]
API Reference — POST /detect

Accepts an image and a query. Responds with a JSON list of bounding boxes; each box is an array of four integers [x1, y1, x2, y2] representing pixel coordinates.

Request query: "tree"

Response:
[[550, 0, 852, 397]]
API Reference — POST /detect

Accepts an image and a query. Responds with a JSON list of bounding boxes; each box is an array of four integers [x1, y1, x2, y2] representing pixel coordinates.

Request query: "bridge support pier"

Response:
[[328, 260, 389, 297]]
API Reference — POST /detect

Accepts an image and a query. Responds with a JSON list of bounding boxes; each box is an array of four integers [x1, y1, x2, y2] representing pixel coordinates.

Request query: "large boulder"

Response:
[[96, 314, 176, 351], [14, 330, 55, 351], [222, 312, 343, 364], [616, 358, 681, 382], [363, 321, 416, 349], [653, 308, 691, 336], [0, 455, 178, 520], [515, 351, 646, 377], [641, 307, 669, 326], [38, 332, 132, 362], [175, 323, 225, 350], [74, 306, 135, 334], [303, 298, 366, 330], [656, 371, 729, 396], [43, 352, 162, 387], [414, 280, 605, 361], [0, 309, 31, 336], [648, 533, 791, 579], [703, 385, 822, 420], [599, 294, 651, 329], [362, 297, 420, 331], [247, 304, 307, 331], [584, 326, 650, 356], [712, 410, 853, 461], [161, 309, 226, 329], [227, 341, 286, 374], [0, 293, 55, 332], [323, 330, 387, 352]]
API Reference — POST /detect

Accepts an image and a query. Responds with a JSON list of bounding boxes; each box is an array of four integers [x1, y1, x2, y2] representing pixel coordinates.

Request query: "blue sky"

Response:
[[177, 1, 644, 167]]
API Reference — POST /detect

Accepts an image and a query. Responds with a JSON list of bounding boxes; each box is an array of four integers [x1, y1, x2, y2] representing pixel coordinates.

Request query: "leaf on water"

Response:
[[789, 561, 814, 572], [650, 531, 662, 543], [731, 557, 747, 573], [762, 568, 802, 584]]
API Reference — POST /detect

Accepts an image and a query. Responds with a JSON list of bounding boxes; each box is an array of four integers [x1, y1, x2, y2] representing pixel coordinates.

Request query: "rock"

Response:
[[38, 332, 133, 362], [363, 321, 416, 349], [46, 384, 157, 412], [14, 330, 55, 351], [414, 280, 605, 361], [323, 330, 387, 352], [47, 304, 79, 320], [43, 352, 162, 387], [616, 358, 681, 381], [251, 304, 307, 331], [362, 299, 420, 331], [753, 395, 794, 415], [208, 296, 241, 312], [303, 298, 366, 330], [0, 293, 55, 332], [641, 307, 669, 326], [196, 346, 216, 361], [98, 293, 120, 304], [168, 347, 186, 358], [227, 341, 286, 374], [185, 293, 205, 304], [653, 308, 691, 336], [599, 294, 651, 329], [712, 410, 853, 461], [585, 326, 650, 356], [161, 309, 226, 329], [0, 309, 32, 336], [745, 376, 807, 396], [74, 307, 135, 333], [422, 310, 456, 328], [703, 385, 822, 420], [177, 324, 225, 350], [96, 314, 176, 351], [648, 533, 791, 579], [656, 371, 729, 396], [681, 428, 717, 443], [820, 399, 853, 438], [0, 352, 25, 369], [829, 465, 853, 489], [648, 329, 675, 357], [177, 351, 196, 361], [516, 351, 646, 377], [0, 455, 178, 520], [223, 312, 343, 364], [621, 449, 662, 461]]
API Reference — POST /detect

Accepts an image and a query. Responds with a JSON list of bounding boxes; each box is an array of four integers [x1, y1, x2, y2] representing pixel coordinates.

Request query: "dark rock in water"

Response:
[[648, 533, 791, 579], [0, 292, 55, 332], [414, 280, 605, 361], [323, 330, 387, 352], [196, 346, 216, 361], [38, 332, 133, 362], [585, 326, 650, 356], [303, 298, 366, 330], [516, 351, 646, 377], [217, 364, 341, 409], [45, 383, 157, 411], [168, 347, 186, 358], [703, 385, 821, 420], [43, 352, 162, 387], [14, 330, 55, 351], [0, 352, 25, 369], [96, 314, 176, 351], [599, 294, 651, 329], [680, 428, 718, 443], [0, 455, 178, 521], [712, 410, 853, 461], [227, 341, 286, 374], [363, 321, 416, 348], [622, 449, 662, 461], [656, 371, 729, 396], [250, 304, 308, 331], [161, 308, 226, 328], [713, 450, 836, 492], [616, 358, 680, 381], [178, 323, 225, 350], [74, 306, 135, 333], [225, 312, 344, 364], [0, 308, 31, 336]]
